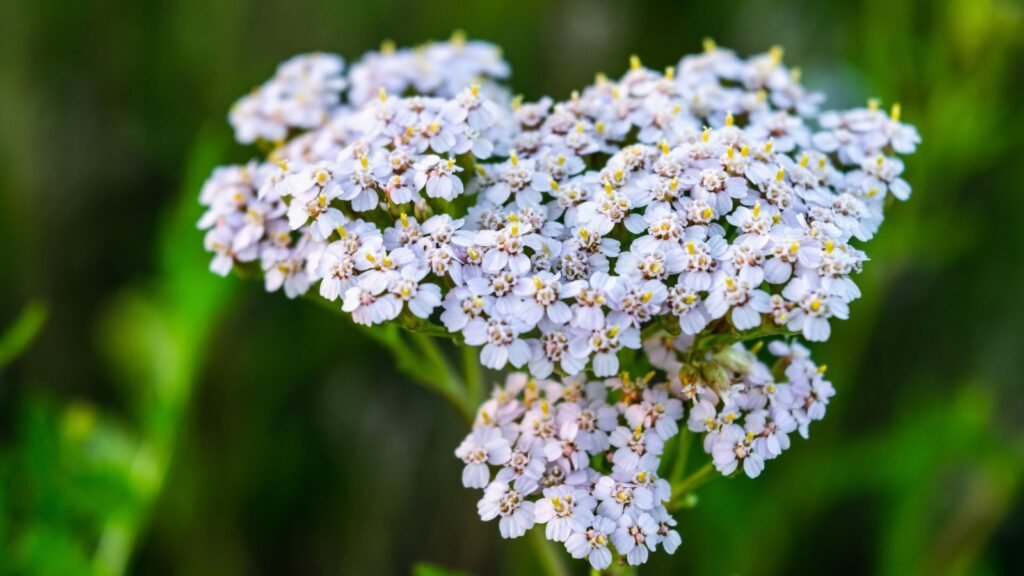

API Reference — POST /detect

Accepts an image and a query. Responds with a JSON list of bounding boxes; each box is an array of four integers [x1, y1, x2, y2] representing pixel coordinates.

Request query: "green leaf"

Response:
[[412, 562, 471, 576], [0, 300, 48, 368]]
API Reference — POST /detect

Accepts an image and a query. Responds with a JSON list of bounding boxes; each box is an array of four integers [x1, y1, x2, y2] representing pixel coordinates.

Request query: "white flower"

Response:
[[455, 426, 512, 488], [413, 155, 465, 200], [704, 268, 772, 330], [565, 516, 616, 570], [341, 277, 401, 325], [711, 426, 765, 478], [570, 321, 641, 377], [514, 272, 582, 326], [478, 481, 536, 539], [612, 512, 659, 566], [782, 273, 850, 341], [463, 317, 532, 370], [388, 266, 442, 319], [534, 486, 596, 542]]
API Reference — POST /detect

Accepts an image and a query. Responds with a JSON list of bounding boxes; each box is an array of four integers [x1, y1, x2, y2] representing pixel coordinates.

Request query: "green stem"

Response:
[[668, 428, 692, 483], [461, 344, 483, 410], [299, 292, 474, 423], [668, 462, 717, 510], [405, 332, 473, 425], [529, 527, 571, 576], [694, 325, 793, 353]]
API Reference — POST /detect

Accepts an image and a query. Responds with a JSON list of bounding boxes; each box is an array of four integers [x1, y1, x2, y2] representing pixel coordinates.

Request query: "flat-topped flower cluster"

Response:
[[198, 35, 917, 570], [458, 338, 832, 568], [200, 39, 917, 378]]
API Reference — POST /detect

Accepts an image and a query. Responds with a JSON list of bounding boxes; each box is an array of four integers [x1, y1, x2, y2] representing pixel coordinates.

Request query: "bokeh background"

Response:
[[2, 0, 1023, 574]]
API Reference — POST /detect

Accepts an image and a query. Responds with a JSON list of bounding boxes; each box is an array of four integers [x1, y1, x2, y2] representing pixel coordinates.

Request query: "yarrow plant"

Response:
[[199, 33, 918, 571]]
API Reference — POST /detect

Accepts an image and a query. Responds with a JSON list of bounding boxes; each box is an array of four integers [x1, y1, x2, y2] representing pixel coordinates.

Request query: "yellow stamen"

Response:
[[359, 155, 369, 170], [891, 102, 902, 122], [510, 94, 523, 110], [769, 45, 784, 65], [335, 226, 348, 238], [659, 140, 670, 155], [380, 39, 396, 54], [740, 144, 750, 157], [630, 54, 641, 70], [775, 167, 785, 182], [641, 291, 653, 303], [607, 325, 620, 337], [470, 83, 480, 97], [703, 37, 717, 53], [378, 87, 388, 102], [509, 150, 519, 167], [824, 240, 835, 254], [664, 66, 675, 80], [800, 152, 810, 168], [725, 111, 735, 127], [868, 98, 880, 112], [400, 213, 409, 228], [810, 299, 822, 312], [702, 126, 711, 143]]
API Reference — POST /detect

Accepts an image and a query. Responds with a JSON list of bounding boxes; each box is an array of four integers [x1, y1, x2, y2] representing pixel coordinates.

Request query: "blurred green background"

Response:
[[1, 0, 1023, 574]]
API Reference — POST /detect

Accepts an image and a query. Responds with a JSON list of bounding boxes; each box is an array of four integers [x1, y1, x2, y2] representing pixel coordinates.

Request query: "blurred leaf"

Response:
[[0, 300, 47, 368], [412, 562, 471, 576]]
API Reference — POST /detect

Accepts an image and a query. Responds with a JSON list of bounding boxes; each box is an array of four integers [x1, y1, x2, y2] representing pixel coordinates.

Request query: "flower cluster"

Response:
[[198, 36, 917, 570], [456, 338, 832, 568], [201, 39, 919, 376]]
